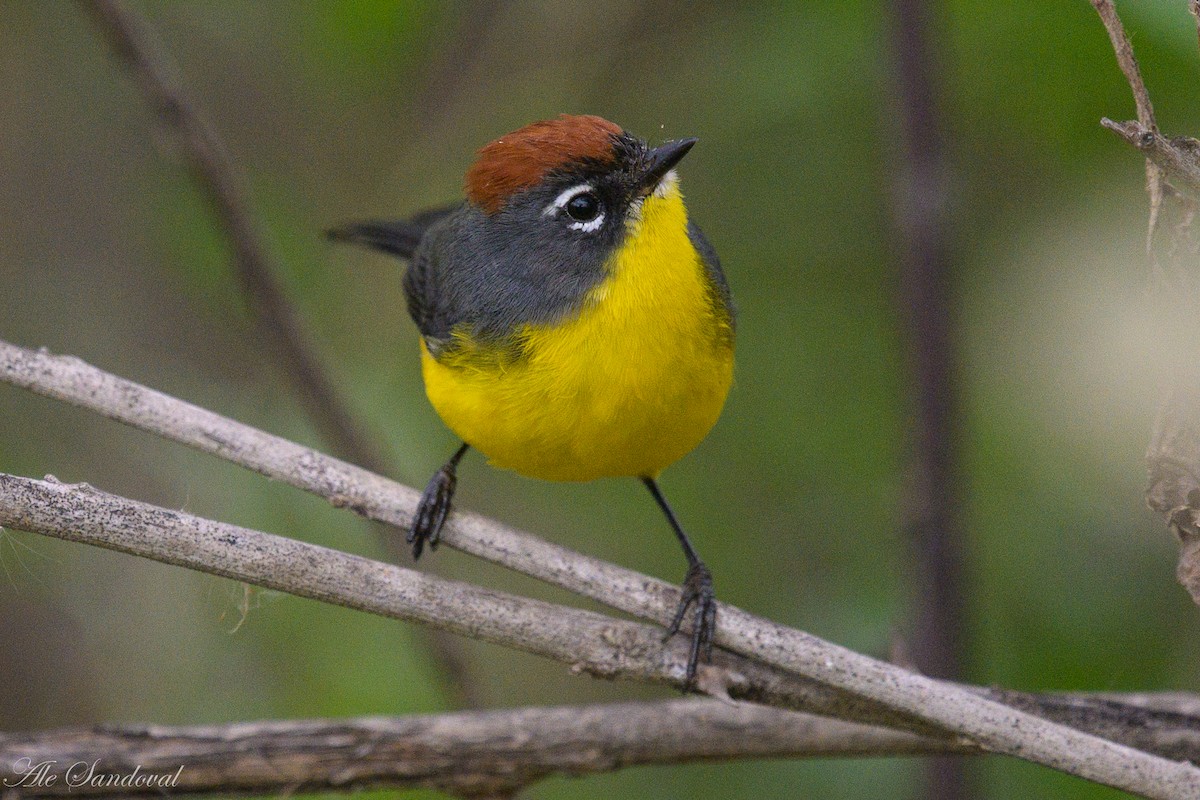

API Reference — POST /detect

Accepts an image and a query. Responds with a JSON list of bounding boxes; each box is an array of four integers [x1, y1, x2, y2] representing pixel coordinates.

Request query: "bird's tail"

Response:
[[326, 204, 459, 260]]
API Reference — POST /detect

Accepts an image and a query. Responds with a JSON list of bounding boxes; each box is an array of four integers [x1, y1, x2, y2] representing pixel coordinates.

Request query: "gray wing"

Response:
[[403, 215, 460, 344], [687, 218, 735, 331], [413, 213, 737, 346]]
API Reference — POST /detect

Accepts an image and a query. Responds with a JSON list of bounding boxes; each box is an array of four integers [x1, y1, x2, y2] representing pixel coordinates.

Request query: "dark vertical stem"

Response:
[[83, 0, 388, 477], [886, 0, 969, 797], [82, 0, 481, 710]]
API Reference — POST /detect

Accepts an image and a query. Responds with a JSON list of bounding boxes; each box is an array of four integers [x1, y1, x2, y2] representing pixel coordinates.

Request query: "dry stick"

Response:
[[6, 696, 1200, 800], [886, 0, 967, 796], [81, 0, 383, 475], [1091, 0, 1165, 250], [6, 475, 1200, 789], [0, 472, 895, 727], [81, 0, 479, 710], [2, 345, 1199, 798], [0, 705, 957, 800], [1091, 0, 1156, 126]]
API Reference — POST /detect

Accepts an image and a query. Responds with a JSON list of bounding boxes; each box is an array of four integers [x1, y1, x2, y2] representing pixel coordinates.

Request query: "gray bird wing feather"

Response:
[[333, 204, 733, 353], [686, 218, 735, 333]]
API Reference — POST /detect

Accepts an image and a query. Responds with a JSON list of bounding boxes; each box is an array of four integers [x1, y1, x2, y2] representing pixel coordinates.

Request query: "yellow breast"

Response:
[[420, 183, 734, 481]]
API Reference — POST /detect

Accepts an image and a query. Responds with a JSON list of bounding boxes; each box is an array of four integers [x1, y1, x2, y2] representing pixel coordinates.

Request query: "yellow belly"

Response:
[[420, 186, 734, 482]]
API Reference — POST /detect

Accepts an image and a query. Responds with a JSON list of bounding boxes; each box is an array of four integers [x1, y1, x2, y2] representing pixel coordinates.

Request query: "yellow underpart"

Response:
[[421, 183, 734, 482]]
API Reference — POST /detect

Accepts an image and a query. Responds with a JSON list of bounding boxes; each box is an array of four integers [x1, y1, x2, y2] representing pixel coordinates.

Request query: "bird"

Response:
[[329, 114, 735, 686]]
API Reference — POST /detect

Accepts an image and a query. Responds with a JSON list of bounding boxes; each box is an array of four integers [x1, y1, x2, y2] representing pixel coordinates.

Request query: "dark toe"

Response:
[[664, 562, 717, 689], [409, 467, 457, 561]]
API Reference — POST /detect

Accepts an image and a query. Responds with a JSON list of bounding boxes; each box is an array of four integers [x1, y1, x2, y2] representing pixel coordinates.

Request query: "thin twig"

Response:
[[81, 0, 479, 709], [1091, 0, 1164, 250], [82, 0, 384, 474], [3, 345, 1200, 797], [1091, 0, 1156, 128]]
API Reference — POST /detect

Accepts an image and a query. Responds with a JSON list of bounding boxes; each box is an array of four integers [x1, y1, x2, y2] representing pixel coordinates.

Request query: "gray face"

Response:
[[406, 137, 655, 351]]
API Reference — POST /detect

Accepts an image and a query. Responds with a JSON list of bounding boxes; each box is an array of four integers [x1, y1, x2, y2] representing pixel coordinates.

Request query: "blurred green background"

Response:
[[2, 1, 1198, 797]]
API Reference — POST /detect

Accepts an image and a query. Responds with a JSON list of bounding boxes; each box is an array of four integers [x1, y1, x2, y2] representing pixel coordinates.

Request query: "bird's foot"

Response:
[[409, 464, 458, 560], [664, 560, 717, 690]]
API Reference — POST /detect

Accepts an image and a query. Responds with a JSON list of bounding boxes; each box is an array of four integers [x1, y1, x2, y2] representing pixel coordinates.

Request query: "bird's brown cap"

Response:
[[465, 114, 623, 214]]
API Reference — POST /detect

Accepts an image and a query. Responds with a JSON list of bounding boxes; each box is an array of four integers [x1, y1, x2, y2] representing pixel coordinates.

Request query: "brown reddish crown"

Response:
[[465, 114, 623, 214]]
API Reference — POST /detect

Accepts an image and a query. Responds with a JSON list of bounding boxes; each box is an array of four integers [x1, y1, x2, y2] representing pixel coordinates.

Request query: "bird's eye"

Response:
[[565, 192, 601, 222], [545, 184, 606, 232]]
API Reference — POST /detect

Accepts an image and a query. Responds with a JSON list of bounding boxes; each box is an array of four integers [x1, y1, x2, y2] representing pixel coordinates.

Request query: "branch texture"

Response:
[[1147, 383, 1200, 604], [0, 700, 954, 799], [1102, 119, 1200, 197], [1092, 0, 1164, 246], [5, 691, 1200, 800], [3, 342, 1200, 797], [0, 470, 945, 739]]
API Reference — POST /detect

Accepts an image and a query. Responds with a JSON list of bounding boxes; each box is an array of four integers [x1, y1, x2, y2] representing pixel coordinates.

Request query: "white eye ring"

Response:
[[544, 183, 606, 233]]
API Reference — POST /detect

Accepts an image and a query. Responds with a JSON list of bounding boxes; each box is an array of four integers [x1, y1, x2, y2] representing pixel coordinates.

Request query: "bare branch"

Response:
[[6, 692, 1200, 800], [4, 344, 1200, 796], [0, 472, 887, 725], [80, 0, 387, 475], [983, 689, 1200, 765], [1090, 0, 1164, 248], [1091, 0, 1156, 129], [0, 701, 958, 799]]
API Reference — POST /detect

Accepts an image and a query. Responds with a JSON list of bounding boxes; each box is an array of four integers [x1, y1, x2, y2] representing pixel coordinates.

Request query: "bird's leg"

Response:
[[410, 442, 469, 560], [642, 476, 717, 689]]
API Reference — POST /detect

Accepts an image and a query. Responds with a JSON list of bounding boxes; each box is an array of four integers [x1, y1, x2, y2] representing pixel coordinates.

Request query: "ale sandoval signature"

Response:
[[4, 759, 184, 791]]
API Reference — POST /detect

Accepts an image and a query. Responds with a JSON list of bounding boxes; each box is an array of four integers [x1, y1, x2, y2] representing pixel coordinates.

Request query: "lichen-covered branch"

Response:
[[5, 692, 1200, 800], [0, 701, 956, 800]]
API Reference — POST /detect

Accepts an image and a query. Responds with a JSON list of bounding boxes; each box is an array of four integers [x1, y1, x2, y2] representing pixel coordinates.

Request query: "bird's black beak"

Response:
[[638, 137, 697, 195]]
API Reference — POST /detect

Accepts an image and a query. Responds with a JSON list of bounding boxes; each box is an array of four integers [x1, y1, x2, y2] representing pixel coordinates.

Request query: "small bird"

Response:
[[330, 114, 735, 686]]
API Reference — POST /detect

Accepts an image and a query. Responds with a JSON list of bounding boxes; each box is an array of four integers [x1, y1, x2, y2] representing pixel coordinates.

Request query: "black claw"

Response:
[[663, 561, 717, 689], [409, 465, 457, 560]]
